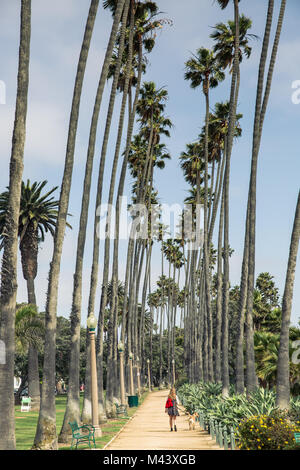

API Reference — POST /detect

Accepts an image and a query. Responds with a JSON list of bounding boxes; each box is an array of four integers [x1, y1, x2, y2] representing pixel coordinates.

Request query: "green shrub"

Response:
[[236, 413, 300, 450], [289, 397, 300, 424], [283, 442, 300, 450], [177, 383, 278, 429]]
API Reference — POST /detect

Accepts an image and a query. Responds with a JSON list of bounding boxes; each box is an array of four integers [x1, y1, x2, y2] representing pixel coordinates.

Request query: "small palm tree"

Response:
[[0, 180, 60, 289], [0, 179, 63, 410], [0, 180, 63, 306], [15, 303, 44, 401], [15, 303, 44, 355]]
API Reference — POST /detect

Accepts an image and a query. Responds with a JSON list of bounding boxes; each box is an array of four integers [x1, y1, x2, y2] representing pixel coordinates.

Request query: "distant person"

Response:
[[165, 387, 179, 432]]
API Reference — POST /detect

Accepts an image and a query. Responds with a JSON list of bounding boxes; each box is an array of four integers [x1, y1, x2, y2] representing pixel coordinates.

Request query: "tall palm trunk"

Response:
[[103, 12, 143, 415], [203, 88, 214, 382], [101, 7, 135, 416], [33, 0, 114, 448], [20, 224, 40, 411], [235, 197, 250, 394], [139, 243, 152, 360], [81, 0, 130, 424], [63, 0, 128, 428], [26, 285, 40, 412], [221, 0, 240, 398], [159, 246, 164, 388], [276, 191, 300, 409], [215, 190, 224, 383], [0, 0, 31, 450], [208, 154, 226, 244], [245, 0, 286, 394]]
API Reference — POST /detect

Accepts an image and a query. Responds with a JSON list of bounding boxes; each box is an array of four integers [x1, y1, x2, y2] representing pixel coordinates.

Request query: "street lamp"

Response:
[[172, 358, 175, 386], [87, 313, 101, 437], [147, 359, 151, 392], [136, 356, 141, 396], [118, 341, 126, 406], [129, 352, 134, 396]]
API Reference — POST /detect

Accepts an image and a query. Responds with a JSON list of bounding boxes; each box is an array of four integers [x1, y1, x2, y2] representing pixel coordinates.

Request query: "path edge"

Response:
[[101, 392, 152, 451]]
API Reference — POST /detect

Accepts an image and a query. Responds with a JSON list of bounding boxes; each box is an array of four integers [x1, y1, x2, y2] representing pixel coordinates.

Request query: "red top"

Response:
[[165, 398, 173, 408]]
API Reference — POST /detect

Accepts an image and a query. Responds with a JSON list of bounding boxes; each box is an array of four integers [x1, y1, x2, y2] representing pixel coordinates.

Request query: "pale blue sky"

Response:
[[0, 0, 299, 326]]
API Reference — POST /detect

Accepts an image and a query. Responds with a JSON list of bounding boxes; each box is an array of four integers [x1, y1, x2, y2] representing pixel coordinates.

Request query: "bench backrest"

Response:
[[295, 432, 300, 443], [68, 421, 80, 433], [21, 397, 31, 404]]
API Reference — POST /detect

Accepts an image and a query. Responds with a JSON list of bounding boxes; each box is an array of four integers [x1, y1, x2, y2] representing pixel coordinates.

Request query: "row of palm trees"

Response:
[[178, 0, 299, 414], [0, 0, 174, 449], [0, 0, 298, 452]]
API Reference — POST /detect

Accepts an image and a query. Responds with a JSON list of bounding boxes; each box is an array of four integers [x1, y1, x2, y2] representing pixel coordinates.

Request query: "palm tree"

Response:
[[95, 3, 164, 418], [15, 304, 43, 354], [210, 15, 256, 72], [185, 47, 225, 382], [96, 1, 137, 418], [33, 0, 115, 449], [0, 180, 60, 410], [217, 0, 241, 398], [241, 0, 286, 395], [254, 330, 279, 389], [114, 78, 169, 402], [0, 0, 31, 450], [59, 0, 131, 440], [276, 191, 300, 409], [14, 304, 44, 402]]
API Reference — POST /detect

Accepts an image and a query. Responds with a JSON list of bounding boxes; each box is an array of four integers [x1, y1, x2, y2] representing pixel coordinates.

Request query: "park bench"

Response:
[[294, 432, 300, 444], [115, 402, 128, 417], [68, 421, 96, 450], [21, 397, 31, 412]]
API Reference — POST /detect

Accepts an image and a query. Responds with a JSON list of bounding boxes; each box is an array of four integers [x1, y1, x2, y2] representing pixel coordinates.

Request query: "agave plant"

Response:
[[178, 382, 280, 429]]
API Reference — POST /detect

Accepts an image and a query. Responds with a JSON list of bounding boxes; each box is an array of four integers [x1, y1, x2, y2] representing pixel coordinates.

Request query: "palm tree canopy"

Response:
[[0, 180, 63, 246], [15, 303, 44, 354], [136, 81, 168, 122], [104, 0, 158, 18], [184, 47, 225, 93], [215, 0, 240, 10], [210, 15, 257, 70]]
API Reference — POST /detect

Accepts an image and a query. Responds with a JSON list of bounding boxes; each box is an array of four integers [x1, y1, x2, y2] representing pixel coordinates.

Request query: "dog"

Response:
[[188, 412, 199, 430]]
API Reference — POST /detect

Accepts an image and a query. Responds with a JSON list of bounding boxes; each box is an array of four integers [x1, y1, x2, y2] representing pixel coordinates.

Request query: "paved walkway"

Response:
[[104, 390, 222, 450]]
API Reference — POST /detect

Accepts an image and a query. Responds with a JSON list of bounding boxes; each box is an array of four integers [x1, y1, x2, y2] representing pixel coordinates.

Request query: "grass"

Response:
[[15, 391, 149, 450]]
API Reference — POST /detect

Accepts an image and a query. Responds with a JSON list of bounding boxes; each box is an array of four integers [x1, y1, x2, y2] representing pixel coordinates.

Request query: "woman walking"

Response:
[[165, 387, 180, 431]]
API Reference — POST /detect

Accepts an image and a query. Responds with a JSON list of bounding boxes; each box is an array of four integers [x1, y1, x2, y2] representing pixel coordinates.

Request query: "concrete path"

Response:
[[104, 390, 222, 450]]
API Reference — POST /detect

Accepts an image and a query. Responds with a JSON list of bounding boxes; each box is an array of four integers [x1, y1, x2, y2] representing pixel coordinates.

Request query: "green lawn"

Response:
[[15, 392, 148, 450]]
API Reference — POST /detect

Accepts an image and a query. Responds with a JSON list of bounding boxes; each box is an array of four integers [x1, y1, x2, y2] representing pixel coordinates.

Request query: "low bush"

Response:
[[236, 412, 300, 450], [177, 382, 300, 447]]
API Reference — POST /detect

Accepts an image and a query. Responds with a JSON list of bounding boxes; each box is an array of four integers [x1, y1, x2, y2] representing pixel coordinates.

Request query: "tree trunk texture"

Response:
[[0, 0, 31, 450]]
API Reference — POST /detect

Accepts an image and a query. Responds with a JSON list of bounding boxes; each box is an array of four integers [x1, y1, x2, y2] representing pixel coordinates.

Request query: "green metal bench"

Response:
[[115, 402, 128, 417], [294, 432, 300, 444], [68, 420, 96, 450]]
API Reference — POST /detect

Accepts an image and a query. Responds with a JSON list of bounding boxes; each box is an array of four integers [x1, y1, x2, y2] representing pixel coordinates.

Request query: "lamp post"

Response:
[[129, 352, 134, 396], [87, 313, 101, 437], [147, 359, 151, 392], [118, 341, 126, 406], [136, 356, 141, 396], [172, 359, 175, 386]]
